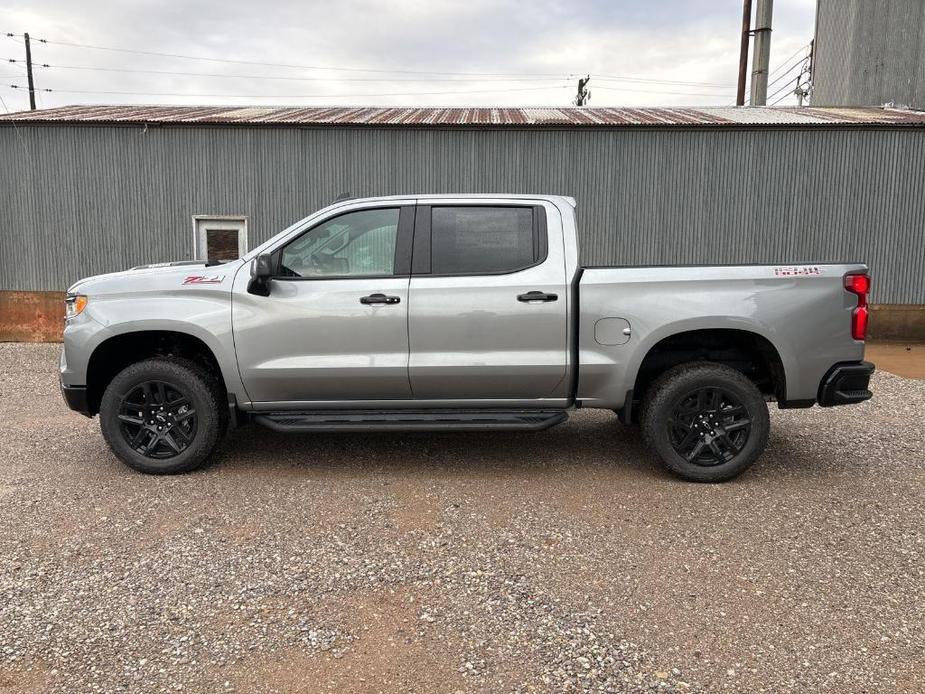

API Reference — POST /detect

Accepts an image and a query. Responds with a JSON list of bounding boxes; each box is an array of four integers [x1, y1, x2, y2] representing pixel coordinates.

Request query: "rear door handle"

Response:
[[517, 291, 558, 303], [360, 293, 401, 305]]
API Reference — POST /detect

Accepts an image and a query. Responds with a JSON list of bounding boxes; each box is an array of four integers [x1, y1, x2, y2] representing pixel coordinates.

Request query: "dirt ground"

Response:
[[866, 342, 925, 380], [1, 342, 923, 693]]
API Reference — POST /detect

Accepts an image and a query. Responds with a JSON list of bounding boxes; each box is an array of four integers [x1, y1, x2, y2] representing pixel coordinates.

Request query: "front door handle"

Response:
[[517, 291, 558, 303], [360, 293, 401, 305]]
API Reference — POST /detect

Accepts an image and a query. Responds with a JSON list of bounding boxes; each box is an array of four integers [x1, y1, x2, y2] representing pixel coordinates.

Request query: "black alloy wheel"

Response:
[[117, 380, 198, 459], [640, 362, 770, 483], [667, 387, 752, 466], [100, 358, 227, 474]]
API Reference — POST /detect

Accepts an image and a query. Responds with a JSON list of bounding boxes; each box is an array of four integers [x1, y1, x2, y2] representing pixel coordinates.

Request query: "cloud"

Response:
[[1, 0, 817, 111]]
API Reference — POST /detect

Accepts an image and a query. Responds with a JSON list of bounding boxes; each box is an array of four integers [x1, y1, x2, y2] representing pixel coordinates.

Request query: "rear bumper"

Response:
[[818, 361, 875, 407], [60, 382, 92, 417]]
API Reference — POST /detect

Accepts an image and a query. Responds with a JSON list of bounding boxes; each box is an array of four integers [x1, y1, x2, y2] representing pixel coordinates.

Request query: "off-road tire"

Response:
[[99, 358, 227, 474], [640, 362, 770, 482]]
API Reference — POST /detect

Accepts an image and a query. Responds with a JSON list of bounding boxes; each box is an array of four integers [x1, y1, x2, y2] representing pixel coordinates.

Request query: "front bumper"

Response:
[[60, 382, 92, 417], [818, 361, 875, 407]]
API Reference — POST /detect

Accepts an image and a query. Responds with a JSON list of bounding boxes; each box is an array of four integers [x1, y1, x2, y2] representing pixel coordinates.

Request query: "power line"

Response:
[[735, 41, 811, 107], [766, 43, 810, 80], [1, 31, 753, 106], [770, 82, 808, 106], [766, 75, 801, 103], [4, 83, 571, 99], [0, 91, 32, 152], [7, 84, 51, 93], [18, 61, 568, 84], [21, 61, 738, 93], [6, 59, 45, 68], [13, 33, 570, 78], [5, 32, 747, 91], [5, 80, 737, 100], [765, 54, 812, 104], [766, 70, 810, 104], [766, 57, 807, 90]]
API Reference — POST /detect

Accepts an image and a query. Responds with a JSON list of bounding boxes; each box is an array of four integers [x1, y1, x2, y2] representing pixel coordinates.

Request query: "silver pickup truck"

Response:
[[60, 194, 874, 482]]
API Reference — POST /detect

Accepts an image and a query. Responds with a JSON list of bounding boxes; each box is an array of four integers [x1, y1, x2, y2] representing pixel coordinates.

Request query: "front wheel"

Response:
[[99, 358, 227, 474], [640, 362, 770, 482]]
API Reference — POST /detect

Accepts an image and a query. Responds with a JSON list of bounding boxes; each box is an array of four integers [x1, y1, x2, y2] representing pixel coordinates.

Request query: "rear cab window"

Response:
[[414, 205, 547, 276]]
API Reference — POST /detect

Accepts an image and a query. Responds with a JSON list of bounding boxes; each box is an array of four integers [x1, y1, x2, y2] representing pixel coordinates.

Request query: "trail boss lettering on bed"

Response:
[[773, 266, 822, 276]]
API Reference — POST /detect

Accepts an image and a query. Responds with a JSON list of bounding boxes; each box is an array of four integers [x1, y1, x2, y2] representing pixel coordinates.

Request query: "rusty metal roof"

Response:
[[2, 104, 925, 127]]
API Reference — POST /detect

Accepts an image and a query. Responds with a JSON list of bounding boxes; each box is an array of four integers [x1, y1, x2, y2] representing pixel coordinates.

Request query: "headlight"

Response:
[[65, 294, 88, 320]]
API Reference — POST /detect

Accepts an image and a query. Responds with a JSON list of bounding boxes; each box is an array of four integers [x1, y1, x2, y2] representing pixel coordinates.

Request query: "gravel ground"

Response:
[[1, 342, 923, 693]]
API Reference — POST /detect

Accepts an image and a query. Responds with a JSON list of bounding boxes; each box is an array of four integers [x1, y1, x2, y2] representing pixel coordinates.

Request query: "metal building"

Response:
[[1, 104, 924, 339], [813, 0, 925, 109]]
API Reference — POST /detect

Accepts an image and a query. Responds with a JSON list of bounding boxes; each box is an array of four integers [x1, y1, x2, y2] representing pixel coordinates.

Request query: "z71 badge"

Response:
[[773, 266, 821, 277], [183, 275, 225, 285]]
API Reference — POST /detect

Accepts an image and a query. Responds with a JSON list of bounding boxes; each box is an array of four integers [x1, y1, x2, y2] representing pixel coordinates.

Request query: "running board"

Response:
[[252, 409, 568, 433]]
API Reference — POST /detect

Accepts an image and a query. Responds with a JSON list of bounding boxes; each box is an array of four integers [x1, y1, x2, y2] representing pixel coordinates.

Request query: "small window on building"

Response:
[[193, 216, 248, 261], [430, 206, 536, 275]]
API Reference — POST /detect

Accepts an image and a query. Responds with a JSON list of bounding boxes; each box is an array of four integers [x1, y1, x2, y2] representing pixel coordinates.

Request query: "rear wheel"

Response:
[[641, 362, 770, 482], [99, 358, 226, 474]]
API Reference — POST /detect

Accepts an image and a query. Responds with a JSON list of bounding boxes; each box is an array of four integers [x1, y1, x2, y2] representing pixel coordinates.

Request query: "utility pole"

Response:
[[749, 0, 773, 105], [795, 41, 813, 107], [24, 32, 36, 110], [736, 0, 753, 105], [574, 76, 590, 106], [806, 38, 814, 104]]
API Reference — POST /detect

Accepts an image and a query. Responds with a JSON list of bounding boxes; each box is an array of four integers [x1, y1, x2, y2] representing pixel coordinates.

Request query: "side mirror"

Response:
[[247, 253, 273, 296]]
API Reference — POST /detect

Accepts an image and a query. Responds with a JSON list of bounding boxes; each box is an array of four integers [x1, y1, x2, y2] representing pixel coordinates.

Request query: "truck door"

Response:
[[232, 204, 414, 403], [407, 201, 569, 400]]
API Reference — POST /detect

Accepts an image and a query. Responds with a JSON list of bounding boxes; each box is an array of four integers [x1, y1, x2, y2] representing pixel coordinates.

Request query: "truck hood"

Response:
[[67, 259, 245, 295]]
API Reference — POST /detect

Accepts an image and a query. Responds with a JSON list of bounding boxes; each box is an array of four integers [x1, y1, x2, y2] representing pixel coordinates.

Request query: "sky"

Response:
[[1, 0, 818, 113]]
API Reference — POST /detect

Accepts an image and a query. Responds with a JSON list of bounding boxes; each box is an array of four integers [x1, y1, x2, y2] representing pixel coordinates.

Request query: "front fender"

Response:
[[63, 291, 247, 404]]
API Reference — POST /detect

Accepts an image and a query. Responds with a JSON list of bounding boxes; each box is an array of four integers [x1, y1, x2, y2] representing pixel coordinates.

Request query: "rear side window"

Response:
[[430, 206, 538, 275]]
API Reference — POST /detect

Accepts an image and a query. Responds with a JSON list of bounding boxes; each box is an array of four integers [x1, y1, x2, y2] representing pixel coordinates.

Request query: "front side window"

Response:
[[279, 208, 400, 278], [431, 206, 535, 275]]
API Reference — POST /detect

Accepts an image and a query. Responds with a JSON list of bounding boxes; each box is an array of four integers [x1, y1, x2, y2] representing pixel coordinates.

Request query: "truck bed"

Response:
[[576, 263, 866, 408]]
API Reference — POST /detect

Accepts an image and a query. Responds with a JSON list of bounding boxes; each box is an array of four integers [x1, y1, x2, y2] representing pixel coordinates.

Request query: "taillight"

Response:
[[844, 273, 870, 340]]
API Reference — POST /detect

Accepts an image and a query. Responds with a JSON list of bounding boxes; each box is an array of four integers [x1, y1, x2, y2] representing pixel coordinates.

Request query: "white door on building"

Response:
[[193, 216, 248, 261]]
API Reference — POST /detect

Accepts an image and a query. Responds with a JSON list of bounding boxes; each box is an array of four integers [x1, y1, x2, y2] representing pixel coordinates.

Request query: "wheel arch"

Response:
[[626, 325, 791, 419], [85, 329, 229, 415]]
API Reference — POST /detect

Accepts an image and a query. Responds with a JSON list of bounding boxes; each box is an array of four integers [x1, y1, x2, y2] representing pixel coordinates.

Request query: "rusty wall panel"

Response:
[[0, 292, 65, 342]]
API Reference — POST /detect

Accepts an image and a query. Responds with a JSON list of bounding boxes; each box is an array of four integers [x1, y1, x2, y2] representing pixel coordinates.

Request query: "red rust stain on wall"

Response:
[[0, 291, 65, 342]]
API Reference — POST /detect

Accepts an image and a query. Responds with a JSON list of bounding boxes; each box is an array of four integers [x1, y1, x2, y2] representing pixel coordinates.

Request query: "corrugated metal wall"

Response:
[[813, 0, 925, 110], [1, 125, 923, 303]]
